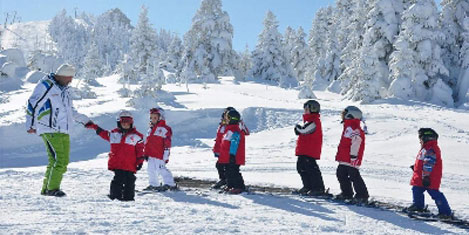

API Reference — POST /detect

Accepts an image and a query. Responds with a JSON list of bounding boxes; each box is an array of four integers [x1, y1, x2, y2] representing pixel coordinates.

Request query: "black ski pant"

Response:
[[336, 164, 369, 199], [216, 162, 226, 181], [296, 155, 325, 192], [110, 170, 136, 201], [225, 163, 245, 190]]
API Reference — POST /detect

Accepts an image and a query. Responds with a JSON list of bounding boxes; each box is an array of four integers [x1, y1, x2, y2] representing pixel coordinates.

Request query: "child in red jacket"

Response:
[[294, 100, 325, 196], [85, 111, 144, 201], [143, 107, 176, 191], [335, 106, 369, 203], [218, 109, 246, 194], [407, 128, 452, 218], [212, 107, 250, 189]]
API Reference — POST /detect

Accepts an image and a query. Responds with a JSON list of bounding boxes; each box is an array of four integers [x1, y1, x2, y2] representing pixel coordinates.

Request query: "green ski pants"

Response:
[[40, 133, 70, 193]]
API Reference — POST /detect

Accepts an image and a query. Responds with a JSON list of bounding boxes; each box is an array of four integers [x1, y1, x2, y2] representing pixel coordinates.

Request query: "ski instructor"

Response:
[[26, 64, 90, 197]]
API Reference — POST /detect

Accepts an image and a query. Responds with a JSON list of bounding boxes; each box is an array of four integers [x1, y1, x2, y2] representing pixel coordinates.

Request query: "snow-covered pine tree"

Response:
[[306, 7, 332, 90], [116, 55, 132, 97], [388, 0, 452, 106], [81, 39, 101, 87], [283, 26, 296, 64], [343, 0, 405, 103], [164, 36, 183, 73], [48, 9, 90, 71], [183, 0, 235, 81], [236, 45, 252, 81], [250, 11, 296, 87], [456, 17, 469, 106], [288, 27, 310, 82], [314, 7, 341, 92], [94, 8, 132, 74], [128, 5, 158, 82], [135, 62, 165, 98], [439, 0, 469, 104]]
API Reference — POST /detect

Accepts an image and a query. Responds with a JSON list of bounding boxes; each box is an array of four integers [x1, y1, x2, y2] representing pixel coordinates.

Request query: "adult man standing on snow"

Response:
[[26, 64, 90, 197]]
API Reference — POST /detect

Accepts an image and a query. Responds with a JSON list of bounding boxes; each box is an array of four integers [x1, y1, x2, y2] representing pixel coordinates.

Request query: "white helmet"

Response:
[[117, 110, 134, 126], [342, 106, 362, 120]]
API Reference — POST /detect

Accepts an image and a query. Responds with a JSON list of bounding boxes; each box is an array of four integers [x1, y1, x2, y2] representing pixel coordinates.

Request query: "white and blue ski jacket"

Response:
[[26, 74, 89, 135]]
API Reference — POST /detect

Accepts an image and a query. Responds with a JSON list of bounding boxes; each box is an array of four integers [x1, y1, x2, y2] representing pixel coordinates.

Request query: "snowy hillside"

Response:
[[1, 75, 469, 234], [0, 21, 53, 59]]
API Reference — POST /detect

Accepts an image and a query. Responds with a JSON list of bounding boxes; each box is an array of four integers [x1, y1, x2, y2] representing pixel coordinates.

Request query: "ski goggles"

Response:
[[119, 116, 133, 124]]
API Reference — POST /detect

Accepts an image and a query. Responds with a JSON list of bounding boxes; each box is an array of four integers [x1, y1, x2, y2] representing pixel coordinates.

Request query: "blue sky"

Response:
[[1, 0, 335, 51]]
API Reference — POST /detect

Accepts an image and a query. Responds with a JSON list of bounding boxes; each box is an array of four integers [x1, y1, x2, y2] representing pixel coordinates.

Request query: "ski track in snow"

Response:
[[1, 76, 469, 234]]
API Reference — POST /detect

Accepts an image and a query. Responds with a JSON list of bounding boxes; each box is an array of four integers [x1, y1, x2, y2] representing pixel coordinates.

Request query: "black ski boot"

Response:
[[211, 179, 227, 189], [45, 189, 66, 197]]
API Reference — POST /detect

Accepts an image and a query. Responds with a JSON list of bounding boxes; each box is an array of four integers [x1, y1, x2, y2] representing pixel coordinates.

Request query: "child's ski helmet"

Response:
[[117, 110, 134, 128], [418, 128, 438, 142], [303, 100, 320, 113], [342, 106, 362, 120], [150, 107, 165, 120], [221, 106, 235, 119], [227, 110, 241, 125]]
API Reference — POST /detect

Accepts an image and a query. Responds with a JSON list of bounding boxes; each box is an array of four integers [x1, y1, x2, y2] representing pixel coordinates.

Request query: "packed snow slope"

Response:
[[1, 75, 469, 234]]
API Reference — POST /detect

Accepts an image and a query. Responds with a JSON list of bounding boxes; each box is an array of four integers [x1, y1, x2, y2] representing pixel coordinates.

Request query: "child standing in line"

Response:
[[294, 100, 325, 196], [212, 107, 233, 189], [212, 107, 250, 189], [218, 109, 246, 194], [85, 111, 144, 201], [143, 107, 176, 191], [407, 128, 452, 219], [334, 106, 369, 203]]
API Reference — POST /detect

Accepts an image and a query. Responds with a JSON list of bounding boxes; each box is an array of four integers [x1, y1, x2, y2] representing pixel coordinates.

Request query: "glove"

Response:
[[350, 155, 358, 166], [214, 153, 220, 158], [84, 121, 98, 130], [229, 154, 236, 164], [142, 155, 149, 161], [294, 124, 301, 135], [410, 165, 414, 171], [422, 176, 431, 188], [163, 150, 170, 163], [136, 163, 142, 171]]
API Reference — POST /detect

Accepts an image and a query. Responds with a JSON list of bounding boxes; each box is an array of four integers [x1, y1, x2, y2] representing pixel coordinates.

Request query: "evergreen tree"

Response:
[[94, 8, 132, 74], [440, 0, 469, 102], [164, 36, 183, 73], [456, 17, 469, 105], [183, 0, 235, 81], [344, 0, 405, 102], [250, 11, 296, 87], [283, 26, 296, 64], [315, 8, 341, 91], [290, 27, 310, 82], [306, 7, 333, 89], [388, 0, 451, 106], [81, 39, 101, 87], [128, 6, 158, 81], [48, 9, 90, 71], [237, 45, 252, 80]]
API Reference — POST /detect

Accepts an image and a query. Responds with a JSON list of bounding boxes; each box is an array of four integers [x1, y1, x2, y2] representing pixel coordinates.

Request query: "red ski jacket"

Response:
[[218, 124, 246, 165], [144, 120, 172, 160], [213, 121, 249, 155], [97, 127, 144, 173], [335, 119, 365, 168], [213, 124, 227, 155], [295, 113, 323, 159], [411, 140, 443, 190]]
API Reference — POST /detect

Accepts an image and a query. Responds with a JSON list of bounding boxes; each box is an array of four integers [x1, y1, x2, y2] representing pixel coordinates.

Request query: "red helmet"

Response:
[[149, 107, 165, 120]]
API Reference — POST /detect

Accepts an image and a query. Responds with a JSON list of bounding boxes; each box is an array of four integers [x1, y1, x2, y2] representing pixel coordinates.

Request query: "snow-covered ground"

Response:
[[1, 21, 53, 59], [1, 75, 469, 234]]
